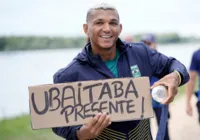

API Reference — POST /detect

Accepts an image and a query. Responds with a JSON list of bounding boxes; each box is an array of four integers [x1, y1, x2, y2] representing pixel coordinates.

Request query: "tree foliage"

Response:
[[0, 33, 199, 51]]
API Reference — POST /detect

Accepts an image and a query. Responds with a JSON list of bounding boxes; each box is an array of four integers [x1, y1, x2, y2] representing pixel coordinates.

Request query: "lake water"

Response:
[[0, 43, 199, 119]]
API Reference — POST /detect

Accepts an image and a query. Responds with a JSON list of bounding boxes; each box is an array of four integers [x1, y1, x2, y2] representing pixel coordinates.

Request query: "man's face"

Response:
[[83, 10, 122, 50], [149, 43, 157, 50]]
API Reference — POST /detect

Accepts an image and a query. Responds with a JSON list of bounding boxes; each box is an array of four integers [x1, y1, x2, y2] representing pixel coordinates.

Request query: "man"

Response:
[[141, 34, 170, 140], [185, 49, 200, 124], [52, 3, 189, 140]]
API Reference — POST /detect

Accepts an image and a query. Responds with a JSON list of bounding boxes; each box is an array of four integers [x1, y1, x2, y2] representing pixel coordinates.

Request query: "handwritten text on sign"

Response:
[[29, 77, 153, 129]]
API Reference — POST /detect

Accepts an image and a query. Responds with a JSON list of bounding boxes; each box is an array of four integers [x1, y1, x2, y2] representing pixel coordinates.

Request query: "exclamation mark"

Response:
[[141, 97, 144, 119]]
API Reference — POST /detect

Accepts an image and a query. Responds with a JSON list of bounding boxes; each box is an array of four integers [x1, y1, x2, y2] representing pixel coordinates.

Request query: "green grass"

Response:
[[176, 85, 186, 99], [0, 114, 63, 140]]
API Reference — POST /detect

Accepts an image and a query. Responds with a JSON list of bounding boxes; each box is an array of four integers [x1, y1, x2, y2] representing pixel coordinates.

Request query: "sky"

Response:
[[0, 0, 200, 37]]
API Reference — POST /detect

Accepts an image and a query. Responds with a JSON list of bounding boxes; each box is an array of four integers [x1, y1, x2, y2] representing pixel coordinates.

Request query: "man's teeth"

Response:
[[101, 36, 112, 38]]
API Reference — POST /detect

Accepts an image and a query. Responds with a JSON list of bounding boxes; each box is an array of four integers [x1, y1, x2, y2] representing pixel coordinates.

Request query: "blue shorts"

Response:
[[195, 91, 200, 101]]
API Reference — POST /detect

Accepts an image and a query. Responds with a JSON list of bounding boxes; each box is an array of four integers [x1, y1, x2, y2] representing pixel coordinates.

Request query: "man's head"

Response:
[[83, 3, 122, 52], [141, 34, 157, 50], [124, 35, 134, 43]]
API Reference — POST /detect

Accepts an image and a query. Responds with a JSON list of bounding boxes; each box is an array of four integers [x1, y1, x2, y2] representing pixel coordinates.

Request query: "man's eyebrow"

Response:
[[110, 19, 119, 22], [93, 19, 104, 22], [93, 18, 119, 22]]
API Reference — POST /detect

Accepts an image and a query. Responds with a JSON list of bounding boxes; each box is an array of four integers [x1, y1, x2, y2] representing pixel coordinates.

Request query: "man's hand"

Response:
[[186, 102, 193, 116], [76, 112, 111, 140], [185, 71, 197, 116], [151, 71, 180, 104]]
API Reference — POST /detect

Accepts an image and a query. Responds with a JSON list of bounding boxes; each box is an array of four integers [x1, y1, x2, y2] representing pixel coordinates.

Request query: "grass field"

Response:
[[0, 115, 62, 140]]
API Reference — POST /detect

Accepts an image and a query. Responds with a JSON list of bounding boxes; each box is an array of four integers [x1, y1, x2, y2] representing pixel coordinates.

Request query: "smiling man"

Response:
[[83, 4, 122, 62], [52, 3, 189, 140]]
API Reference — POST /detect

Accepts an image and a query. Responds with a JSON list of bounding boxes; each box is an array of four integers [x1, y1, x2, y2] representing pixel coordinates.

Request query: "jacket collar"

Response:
[[76, 38, 127, 66]]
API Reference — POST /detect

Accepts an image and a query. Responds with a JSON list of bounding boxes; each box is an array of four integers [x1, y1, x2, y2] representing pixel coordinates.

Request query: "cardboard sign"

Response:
[[29, 77, 153, 129]]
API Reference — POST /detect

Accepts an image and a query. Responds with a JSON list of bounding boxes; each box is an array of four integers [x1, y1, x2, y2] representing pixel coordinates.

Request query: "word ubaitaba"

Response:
[[28, 77, 153, 129]]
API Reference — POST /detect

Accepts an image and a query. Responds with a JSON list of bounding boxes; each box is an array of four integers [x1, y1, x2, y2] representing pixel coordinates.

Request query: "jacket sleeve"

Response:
[[52, 68, 82, 140], [143, 43, 190, 86], [52, 126, 81, 140]]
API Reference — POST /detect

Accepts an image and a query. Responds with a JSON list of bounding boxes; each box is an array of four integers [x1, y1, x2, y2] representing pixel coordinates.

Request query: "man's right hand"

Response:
[[76, 112, 111, 140]]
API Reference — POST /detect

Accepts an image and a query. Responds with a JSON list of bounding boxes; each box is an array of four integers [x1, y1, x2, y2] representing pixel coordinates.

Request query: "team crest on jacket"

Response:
[[131, 65, 141, 78]]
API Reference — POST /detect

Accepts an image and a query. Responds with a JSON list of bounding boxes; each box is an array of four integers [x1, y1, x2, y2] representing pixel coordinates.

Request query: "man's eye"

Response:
[[96, 22, 103, 25], [110, 22, 118, 25]]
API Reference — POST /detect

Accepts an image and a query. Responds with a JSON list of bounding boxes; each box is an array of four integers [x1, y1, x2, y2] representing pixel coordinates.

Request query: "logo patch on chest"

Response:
[[130, 65, 141, 78]]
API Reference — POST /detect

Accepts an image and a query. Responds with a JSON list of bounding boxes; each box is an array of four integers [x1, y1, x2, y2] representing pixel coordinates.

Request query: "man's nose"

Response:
[[102, 23, 111, 33]]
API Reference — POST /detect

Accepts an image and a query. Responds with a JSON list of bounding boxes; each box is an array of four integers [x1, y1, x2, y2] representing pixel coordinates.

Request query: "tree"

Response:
[[0, 37, 6, 51]]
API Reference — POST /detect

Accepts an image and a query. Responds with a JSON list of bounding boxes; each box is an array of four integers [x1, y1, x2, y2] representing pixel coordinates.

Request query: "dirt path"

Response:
[[151, 95, 200, 140]]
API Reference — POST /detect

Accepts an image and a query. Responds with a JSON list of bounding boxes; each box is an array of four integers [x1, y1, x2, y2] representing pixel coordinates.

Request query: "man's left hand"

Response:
[[151, 71, 180, 104]]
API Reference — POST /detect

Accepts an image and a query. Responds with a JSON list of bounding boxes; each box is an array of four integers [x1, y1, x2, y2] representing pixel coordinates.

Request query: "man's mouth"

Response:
[[100, 35, 112, 39]]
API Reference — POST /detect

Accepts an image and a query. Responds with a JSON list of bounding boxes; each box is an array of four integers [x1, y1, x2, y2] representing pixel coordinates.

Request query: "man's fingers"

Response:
[[187, 110, 193, 116], [87, 113, 101, 128], [97, 113, 111, 133], [161, 96, 174, 104], [186, 108, 192, 116], [186, 105, 193, 116], [92, 112, 107, 131], [161, 86, 176, 104], [150, 81, 169, 89], [86, 112, 111, 138]]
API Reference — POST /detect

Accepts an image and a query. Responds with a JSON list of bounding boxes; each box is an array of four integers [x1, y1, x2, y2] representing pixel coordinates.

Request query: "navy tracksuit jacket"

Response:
[[52, 39, 189, 140]]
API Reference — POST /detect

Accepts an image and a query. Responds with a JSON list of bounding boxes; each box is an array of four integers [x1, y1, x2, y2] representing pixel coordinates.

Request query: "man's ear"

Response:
[[83, 24, 88, 35], [119, 24, 122, 35]]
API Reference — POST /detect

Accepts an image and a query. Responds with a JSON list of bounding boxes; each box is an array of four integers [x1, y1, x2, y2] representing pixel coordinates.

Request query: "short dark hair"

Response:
[[86, 3, 120, 23]]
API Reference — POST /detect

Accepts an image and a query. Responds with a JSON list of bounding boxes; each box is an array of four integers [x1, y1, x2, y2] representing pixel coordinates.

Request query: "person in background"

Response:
[[141, 33, 170, 140], [141, 34, 157, 50], [52, 3, 189, 140], [123, 35, 134, 43], [185, 49, 200, 124]]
